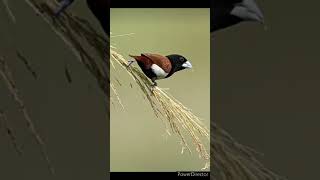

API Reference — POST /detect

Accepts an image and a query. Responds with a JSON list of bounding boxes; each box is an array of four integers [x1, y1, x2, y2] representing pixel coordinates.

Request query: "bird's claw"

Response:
[[150, 82, 157, 91]]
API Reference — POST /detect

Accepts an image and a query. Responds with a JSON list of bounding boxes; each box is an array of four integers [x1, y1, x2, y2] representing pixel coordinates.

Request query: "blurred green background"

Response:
[[110, 8, 210, 172]]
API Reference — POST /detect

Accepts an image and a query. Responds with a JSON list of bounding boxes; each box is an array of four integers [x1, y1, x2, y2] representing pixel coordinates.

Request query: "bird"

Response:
[[54, 0, 109, 35], [211, 0, 264, 32], [128, 53, 192, 86]]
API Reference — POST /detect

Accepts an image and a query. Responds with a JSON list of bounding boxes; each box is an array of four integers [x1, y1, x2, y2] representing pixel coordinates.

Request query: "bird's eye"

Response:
[[179, 57, 184, 61]]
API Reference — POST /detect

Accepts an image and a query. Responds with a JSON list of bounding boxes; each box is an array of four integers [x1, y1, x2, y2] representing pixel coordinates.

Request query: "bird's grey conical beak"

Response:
[[182, 61, 192, 69], [231, 0, 264, 24]]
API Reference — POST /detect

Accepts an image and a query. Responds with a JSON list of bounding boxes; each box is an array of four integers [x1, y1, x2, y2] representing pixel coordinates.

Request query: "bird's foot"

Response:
[[150, 82, 157, 91], [153, 81, 157, 86]]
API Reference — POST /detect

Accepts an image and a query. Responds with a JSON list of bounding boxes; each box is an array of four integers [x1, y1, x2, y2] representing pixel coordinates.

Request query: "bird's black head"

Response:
[[230, 0, 264, 24], [211, 0, 264, 32], [166, 54, 192, 75]]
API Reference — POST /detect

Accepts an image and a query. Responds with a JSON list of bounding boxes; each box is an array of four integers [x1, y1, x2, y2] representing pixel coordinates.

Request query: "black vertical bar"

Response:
[[111, 0, 210, 8]]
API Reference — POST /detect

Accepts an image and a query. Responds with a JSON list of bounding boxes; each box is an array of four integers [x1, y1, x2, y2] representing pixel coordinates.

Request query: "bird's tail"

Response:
[[129, 55, 138, 59]]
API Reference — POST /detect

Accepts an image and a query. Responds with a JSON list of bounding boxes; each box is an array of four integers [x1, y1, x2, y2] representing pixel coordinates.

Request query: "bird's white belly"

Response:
[[151, 64, 168, 79]]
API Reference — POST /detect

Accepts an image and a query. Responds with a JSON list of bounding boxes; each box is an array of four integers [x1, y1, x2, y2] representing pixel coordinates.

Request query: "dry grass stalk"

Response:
[[0, 110, 23, 155], [1, 0, 16, 23], [0, 57, 54, 174], [16, 51, 38, 79], [110, 48, 210, 167], [110, 82, 124, 110], [22, 0, 110, 99], [211, 122, 286, 180]]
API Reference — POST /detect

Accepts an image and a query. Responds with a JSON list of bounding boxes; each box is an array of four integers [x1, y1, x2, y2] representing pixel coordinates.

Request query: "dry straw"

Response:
[[0, 57, 54, 174]]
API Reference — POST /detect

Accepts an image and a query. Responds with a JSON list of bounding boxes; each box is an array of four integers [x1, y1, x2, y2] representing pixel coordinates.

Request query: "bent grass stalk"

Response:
[[0, 57, 54, 174]]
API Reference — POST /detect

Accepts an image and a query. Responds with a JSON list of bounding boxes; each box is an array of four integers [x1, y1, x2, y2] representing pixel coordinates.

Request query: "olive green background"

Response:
[[110, 8, 210, 171], [213, 1, 320, 179], [0, 1, 108, 179]]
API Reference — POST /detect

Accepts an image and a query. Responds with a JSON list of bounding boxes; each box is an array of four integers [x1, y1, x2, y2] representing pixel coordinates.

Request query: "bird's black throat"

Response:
[[166, 55, 186, 78]]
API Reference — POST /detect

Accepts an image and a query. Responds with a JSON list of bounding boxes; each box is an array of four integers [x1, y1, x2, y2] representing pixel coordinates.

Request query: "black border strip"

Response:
[[111, 172, 210, 179], [111, 0, 210, 8]]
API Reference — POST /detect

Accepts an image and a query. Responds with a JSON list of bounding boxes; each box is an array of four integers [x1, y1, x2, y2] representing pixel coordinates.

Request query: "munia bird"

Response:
[[128, 53, 192, 86], [211, 0, 264, 32]]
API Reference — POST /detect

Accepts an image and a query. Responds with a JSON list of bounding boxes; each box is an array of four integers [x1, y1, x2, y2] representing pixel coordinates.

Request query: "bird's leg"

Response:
[[54, 0, 75, 17], [151, 78, 157, 90], [127, 60, 135, 67]]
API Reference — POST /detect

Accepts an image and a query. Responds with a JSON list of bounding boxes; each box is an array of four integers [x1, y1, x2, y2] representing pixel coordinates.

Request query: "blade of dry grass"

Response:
[[16, 51, 38, 79], [1, 0, 16, 23], [110, 82, 124, 110], [64, 64, 72, 83], [0, 110, 23, 155], [0, 56, 54, 174]]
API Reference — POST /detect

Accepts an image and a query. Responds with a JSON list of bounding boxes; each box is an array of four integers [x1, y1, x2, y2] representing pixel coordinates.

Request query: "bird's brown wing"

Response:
[[141, 53, 172, 73], [129, 55, 153, 69]]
